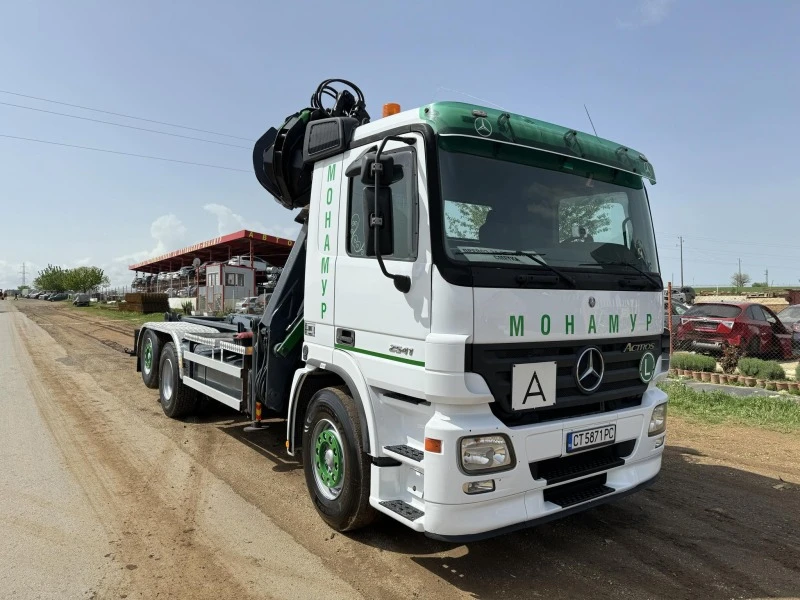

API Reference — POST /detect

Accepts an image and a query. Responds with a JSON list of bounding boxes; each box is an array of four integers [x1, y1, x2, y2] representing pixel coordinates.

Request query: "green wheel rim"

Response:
[[143, 338, 153, 372], [312, 419, 345, 499]]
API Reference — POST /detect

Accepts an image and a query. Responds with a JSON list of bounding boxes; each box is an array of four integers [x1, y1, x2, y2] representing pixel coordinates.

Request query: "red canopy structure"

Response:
[[128, 229, 294, 274]]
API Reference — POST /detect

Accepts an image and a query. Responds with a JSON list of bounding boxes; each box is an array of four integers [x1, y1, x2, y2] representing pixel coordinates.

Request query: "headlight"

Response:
[[648, 403, 667, 436], [459, 435, 515, 474]]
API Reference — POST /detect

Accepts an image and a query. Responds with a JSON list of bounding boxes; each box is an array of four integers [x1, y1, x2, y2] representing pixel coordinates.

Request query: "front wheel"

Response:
[[302, 387, 376, 532]]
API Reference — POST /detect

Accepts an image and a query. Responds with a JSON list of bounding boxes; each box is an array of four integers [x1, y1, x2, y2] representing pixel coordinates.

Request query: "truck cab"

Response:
[[135, 83, 668, 541]]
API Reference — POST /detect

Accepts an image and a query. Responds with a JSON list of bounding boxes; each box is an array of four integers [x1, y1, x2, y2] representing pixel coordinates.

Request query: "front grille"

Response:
[[530, 440, 636, 484], [466, 336, 661, 426]]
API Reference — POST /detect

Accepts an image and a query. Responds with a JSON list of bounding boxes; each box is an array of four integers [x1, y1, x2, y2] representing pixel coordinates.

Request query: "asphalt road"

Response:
[[3, 300, 800, 600]]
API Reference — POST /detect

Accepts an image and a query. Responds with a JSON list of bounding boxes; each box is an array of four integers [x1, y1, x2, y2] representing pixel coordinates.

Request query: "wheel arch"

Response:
[[287, 359, 375, 456]]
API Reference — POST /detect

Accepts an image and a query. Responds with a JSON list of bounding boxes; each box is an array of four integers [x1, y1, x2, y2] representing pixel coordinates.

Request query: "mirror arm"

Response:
[[371, 136, 415, 293]]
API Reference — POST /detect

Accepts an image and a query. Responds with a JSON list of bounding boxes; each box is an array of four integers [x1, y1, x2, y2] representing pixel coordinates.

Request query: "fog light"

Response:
[[649, 403, 667, 436], [463, 480, 495, 495], [459, 435, 515, 474], [654, 436, 665, 449]]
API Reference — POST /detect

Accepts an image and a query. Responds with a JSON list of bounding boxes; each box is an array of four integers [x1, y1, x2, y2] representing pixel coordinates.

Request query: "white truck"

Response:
[[134, 79, 669, 541]]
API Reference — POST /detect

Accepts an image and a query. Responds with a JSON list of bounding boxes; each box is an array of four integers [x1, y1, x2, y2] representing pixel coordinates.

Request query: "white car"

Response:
[[234, 296, 260, 313], [228, 255, 270, 272]]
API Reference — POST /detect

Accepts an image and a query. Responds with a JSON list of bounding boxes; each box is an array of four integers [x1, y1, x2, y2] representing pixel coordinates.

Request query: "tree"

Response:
[[751, 281, 767, 288], [33, 264, 68, 292], [731, 272, 751, 289], [65, 266, 109, 293]]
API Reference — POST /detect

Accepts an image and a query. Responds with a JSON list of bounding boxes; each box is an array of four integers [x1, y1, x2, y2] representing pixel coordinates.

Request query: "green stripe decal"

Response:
[[334, 344, 425, 367]]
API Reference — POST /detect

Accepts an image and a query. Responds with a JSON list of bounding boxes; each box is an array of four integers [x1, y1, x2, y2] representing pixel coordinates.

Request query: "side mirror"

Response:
[[363, 187, 394, 257]]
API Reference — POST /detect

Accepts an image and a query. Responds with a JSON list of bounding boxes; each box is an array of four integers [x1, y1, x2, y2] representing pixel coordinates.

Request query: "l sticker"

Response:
[[511, 362, 557, 410]]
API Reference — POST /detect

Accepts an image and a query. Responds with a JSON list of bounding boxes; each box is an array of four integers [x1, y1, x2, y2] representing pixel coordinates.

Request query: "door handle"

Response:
[[336, 328, 355, 346]]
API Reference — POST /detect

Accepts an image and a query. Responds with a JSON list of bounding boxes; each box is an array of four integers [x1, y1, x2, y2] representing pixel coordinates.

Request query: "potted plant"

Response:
[[765, 381, 777, 391], [788, 381, 800, 393], [745, 377, 757, 387], [755, 379, 766, 388], [776, 381, 789, 392], [710, 373, 720, 384], [718, 374, 729, 384]]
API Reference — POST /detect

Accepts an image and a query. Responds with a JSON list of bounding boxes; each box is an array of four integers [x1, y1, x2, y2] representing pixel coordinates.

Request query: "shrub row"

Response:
[[673, 352, 791, 381]]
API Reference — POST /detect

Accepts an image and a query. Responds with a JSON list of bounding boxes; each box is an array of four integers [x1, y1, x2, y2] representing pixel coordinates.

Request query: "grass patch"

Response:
[[66, 302, 167, 327], [660, 381, 800, 433]]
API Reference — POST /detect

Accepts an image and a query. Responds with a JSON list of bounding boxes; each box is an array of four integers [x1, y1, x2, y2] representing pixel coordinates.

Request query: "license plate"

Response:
[[566, 424, 616, 453]]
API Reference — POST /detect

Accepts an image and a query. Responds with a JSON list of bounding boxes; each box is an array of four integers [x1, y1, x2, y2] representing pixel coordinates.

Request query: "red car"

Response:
[[676, 302, 794, 359]]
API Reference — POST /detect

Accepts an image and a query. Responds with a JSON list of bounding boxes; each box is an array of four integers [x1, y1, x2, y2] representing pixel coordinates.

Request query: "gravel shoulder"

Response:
[[5, 300, 800, 600]]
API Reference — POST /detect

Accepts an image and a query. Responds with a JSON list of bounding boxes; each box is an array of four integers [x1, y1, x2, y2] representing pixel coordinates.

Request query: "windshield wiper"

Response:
[[582, 261, 661, 289], [456, 249, 577, 288]]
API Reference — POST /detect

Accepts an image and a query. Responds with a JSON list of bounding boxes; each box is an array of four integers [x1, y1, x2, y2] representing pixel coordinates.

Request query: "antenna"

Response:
[[584, 104, 599, 137]]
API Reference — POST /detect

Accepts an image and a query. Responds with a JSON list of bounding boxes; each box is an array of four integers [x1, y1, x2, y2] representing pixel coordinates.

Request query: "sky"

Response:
[[1, 0, 799, 290]]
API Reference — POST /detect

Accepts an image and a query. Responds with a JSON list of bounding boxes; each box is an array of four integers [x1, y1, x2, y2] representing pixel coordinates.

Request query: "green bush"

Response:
[[671, 352, 693, 370], [674, 353, 717, 372], [693, 354, 718, 372], [757, 361, 787, 381], [737, 357, 765, 377], [796, 364, 800, 381]]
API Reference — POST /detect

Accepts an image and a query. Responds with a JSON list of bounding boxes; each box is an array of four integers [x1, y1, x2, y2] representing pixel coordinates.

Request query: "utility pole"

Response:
[[679, 236, 684, 290], [19, 262, 27, 288], [765, 268, 768, 289], [738, 258, 742, 292]]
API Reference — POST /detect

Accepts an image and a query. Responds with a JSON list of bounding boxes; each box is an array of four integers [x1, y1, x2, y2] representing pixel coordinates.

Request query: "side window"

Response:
[[346, 150, 416, 260], [750, 306, 767, 322]]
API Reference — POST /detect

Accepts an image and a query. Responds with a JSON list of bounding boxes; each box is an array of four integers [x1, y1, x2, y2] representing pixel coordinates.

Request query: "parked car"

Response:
[[676, 302, 793, 358], [665, 300, 689, 336], [73, 293, 91, 307], [48, 292, 69, 302], [234, 296, 260, 313], [228, 255, 270, 272], [777, 304, 800, 352], [680, 286, 697, 304]]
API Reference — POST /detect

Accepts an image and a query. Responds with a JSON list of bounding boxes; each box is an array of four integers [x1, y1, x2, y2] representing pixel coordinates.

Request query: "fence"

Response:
[[666, 282, 800, 388]]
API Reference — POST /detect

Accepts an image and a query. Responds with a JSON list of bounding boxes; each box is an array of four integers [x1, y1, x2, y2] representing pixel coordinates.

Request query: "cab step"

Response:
[[379, 500, 424, 522], [384, 444, 423, 462]]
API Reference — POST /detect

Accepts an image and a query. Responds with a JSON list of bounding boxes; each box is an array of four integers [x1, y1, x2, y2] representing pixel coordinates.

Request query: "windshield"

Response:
[[685, 304, 742, 319], [439, 137, 659, 274]]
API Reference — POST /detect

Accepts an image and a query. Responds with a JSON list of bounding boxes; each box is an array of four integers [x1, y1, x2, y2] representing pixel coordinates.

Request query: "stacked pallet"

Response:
[[120, 292, 169, 314]]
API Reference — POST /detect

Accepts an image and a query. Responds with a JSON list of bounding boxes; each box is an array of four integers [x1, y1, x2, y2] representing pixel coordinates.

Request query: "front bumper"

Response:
[[417, 387, 667, 540]]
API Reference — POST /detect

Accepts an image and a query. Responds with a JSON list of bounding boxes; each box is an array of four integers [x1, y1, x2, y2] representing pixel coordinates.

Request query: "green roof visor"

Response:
[[420, 102, 656, 184]]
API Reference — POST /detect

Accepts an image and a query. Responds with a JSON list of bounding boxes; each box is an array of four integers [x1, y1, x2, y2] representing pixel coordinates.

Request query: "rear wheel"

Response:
[[302, 387, 376, 532], [140, 330, 162, 389], [159, 342, 198, 418], [743, 336, 760, 357]]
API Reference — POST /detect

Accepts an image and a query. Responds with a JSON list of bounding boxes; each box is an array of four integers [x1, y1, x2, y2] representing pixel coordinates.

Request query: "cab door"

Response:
[[333, 135, 431, 398]]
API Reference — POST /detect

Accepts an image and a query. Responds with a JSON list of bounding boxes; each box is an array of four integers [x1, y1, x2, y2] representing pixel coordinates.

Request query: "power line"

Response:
[[0, 89, 252, 141], [0, 134, 251, 173], [0, 101, 250, 149], [657, 230, 800, 251]]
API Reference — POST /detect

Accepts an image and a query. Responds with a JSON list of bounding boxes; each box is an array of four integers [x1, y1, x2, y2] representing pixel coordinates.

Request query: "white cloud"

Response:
[[106, 213, 189, 287], [204, 203, 299, 240], [74, 257, 92, 267], [618, 0, 674, 28]]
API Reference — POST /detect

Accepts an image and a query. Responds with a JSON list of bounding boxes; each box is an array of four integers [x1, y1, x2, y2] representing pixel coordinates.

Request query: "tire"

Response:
[[140, 330, 162, 389], [743, 337, 760, 358], [302, 387, 376, 532], [158, 342, 198, 418]]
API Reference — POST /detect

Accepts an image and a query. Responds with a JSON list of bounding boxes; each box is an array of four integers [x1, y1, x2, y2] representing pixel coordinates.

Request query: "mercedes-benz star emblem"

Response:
[[575, 347, 604, 394], [588, 296, 596, 308], [474, 117, 492, 137]]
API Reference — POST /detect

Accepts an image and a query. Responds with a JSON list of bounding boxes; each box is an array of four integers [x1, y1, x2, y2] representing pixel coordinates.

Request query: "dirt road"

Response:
[[4, 301, 800, 600]]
